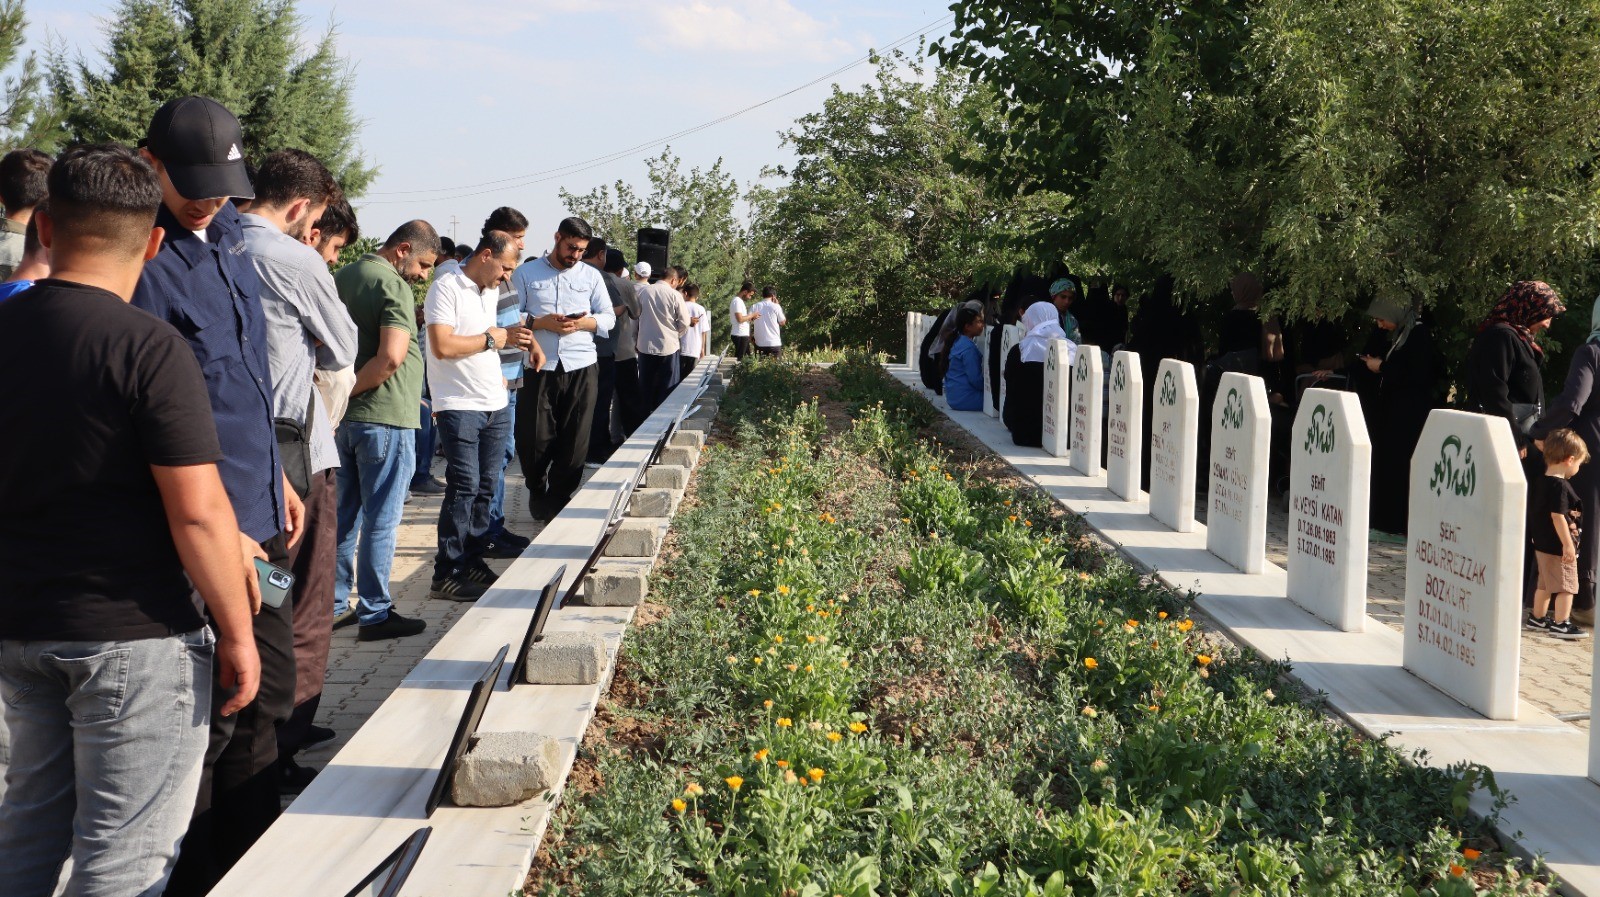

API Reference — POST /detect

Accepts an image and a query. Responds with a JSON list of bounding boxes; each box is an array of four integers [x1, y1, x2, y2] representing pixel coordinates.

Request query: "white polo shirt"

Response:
[[681, 302, 709, 358], [423, 269, 508, 413], [729, 295, 750, 337], [751, 298, 786, 347]]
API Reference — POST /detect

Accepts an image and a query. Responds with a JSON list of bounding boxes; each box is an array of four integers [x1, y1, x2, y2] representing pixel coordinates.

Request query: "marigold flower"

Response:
[[826, 731, 842, 742], [777, 585, 790, 597], [672, 798, 687, 813], [753, 749, 769, 761], [766, 646, 778, 655], [1126, 620, 1139, 629], [1089, 759, 1108, 773], [818, 610, 830, 618], [1158, 611, 1169, 620], [849, 722, 868, 733], [1003, 499, 1012, 507], [772, 634, 784, 643], [772, 503, 783, 510], [1449, 864, 1466, 877], [805, 635, 817, 643], [725, 776, 743, 792], [783, 769, 798, 783], [804, 664, 814, 672], [776, 558, 785, 565], [748, 589, 762, 598], [1023, 520, 1033, 527], [808, 768, 825, 782], [806, 604, 815, 612], [753, 657, 763, 665], [726, 655, 738, 665], [785, 664, 798, 672], [1008, 515, 1018, 522], [1196, 654, 1212, 666], [776, 717, 793, 727], [840, 660, 850, 669], [1178, 619, 1194, 632], [776, 760, 789, 769], [763, 699, 773, 709], [1148, 704, 1160, 712], [1078, 572, 1091, 581], [685, 782, 703, 796], [1083, 657, 1099, 670], [1462, 848, 1482, 861], [1081, 706, 1098, 718]]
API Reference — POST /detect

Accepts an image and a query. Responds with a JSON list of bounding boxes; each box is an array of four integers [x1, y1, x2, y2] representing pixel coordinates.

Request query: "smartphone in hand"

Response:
[[254, 558, 295, 609]]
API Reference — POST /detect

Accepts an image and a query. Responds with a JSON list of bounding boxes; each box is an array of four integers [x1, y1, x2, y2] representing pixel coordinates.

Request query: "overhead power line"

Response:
[[358, 13, 956, 206]]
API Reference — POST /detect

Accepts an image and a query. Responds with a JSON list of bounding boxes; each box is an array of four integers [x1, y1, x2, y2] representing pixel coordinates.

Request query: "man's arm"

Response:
[[350, 327, 410, 396], [151, 463, 261, 717], [301, 268, 358, 370], [429, 322, 525, 359], [585, 276, 617, 338]]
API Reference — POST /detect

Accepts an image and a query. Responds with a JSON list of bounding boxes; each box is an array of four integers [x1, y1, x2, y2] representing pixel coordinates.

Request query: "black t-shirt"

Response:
[[1530, 474, 1583, 556], [0, 279, 223, 640]]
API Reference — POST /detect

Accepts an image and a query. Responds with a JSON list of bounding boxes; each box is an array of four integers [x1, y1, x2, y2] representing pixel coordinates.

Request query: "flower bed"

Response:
[[527, 355, 1544, 896]]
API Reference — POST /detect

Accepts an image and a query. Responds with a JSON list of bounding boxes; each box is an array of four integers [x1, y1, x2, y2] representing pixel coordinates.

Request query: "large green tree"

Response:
[[50, 0, 374, 194], [747, 51, 1057, 349], [0, 0, 59, 150], [562, 149, 749, 348]]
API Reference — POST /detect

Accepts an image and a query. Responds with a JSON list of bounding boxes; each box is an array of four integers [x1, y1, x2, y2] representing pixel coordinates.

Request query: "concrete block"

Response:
[[691, 401, 719, 418], [660, 446, 700, 469], [451, 731, 562, 807], [670, 430, 705, 451], [644, 465, 690, 490], [681, 417, 713, 434], [606, 518, 668, 558], [519, 631, 607, 685], [582, 560, 651, 606], [628, 488, 680, 519]]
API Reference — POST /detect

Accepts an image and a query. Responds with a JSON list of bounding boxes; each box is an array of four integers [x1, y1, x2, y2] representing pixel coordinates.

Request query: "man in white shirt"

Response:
[[751, 286, 788, 356], [424, 230, 535, 599], [679, 281, 710, 381], [729, 281, 756, 360], [513, 217, 617, 521], [635, 265, 691, 410]]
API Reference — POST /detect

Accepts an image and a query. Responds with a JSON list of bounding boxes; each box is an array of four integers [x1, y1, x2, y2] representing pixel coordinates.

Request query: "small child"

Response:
[[1527, 429, 1590, 639]]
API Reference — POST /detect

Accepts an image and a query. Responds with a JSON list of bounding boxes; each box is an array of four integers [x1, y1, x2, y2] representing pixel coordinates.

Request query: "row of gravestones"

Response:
[[905, 318, 1599, 782]]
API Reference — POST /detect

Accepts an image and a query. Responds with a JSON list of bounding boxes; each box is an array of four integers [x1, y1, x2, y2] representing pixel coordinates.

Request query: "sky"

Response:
[[30, 0, 955, 246]]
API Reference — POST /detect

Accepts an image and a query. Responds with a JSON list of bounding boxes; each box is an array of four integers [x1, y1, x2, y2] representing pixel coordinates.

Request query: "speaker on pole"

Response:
[[637, 227, 670, 274]]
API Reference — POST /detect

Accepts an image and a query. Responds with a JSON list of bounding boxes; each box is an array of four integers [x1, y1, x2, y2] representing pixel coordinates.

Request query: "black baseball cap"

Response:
[[143, 95, 255, 201]]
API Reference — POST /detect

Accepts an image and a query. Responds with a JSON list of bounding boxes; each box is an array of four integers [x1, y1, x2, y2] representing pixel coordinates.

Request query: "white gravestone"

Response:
[[981, 327, 998, 418], [1107, 351, 1144, 500], [1042, 339, 1073, 457], [1590, 635, 1600, 782], [997, 324, 1023, 420], [1404, 410, 1524, 721], [1070, 346, 1105, 477], [1205, 372, 1270, 574], [1149, 359, 1199, 532], [906, 312, 918, 368], [1287, 389, 1371, 631]]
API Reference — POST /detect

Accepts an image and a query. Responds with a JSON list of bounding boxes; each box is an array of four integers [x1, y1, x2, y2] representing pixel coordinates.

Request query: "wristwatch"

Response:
[[484, 330, 497, 352]]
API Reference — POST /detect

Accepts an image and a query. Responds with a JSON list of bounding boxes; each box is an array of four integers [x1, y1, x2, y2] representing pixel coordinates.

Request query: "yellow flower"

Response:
[[804, 664, 814, 673], [773, 635, 784, 644], [1157, 611, 1169, 620], [1462, 848, 1482, 861], [772, 503, 783, 511], [776, 759, 790, 769], [785, 664, 798, 672], [776, 717, 793, 727], [776, 558, 785, 566], [808, 767, 825, 782], [945, 473, 953, 480], [818, 610, 830, 618], [672, 798, 687, 813], [753, 749, 769, 761], [748, 589, 762, 598], [1078, 572, 1091, 581], [1126, 620, 1139, 629], [826, 731, 842, 742], [807, 604, 815, 612], [753, 656, 763, 665], [1178, 619, 1194, 633], [848, 722, 868, 733], [1083, 657, 1099, 670], [725, 776, 743, 792], [1081, 706, 1098, 718], [777, 585, 791, 596], [685, 782, 704, 796], [1148, 704, 1160, 712], [763, 699, 774, 709], [806, 635, 817, 644], [1196, 654, 1212, 666], [840, 660, 850, 669]]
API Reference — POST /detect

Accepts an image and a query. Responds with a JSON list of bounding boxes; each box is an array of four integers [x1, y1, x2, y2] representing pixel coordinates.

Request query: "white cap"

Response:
[[633, 261, 652, 278]]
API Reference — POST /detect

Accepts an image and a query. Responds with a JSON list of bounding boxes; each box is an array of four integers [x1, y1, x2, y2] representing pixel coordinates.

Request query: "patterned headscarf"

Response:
[[1479, 280, 1565, 357]]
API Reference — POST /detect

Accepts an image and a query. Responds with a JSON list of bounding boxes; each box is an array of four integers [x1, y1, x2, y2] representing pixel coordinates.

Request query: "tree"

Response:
[[49, 0, 375, 194], [0, 0, 62, 150], [562, 149, 749, 347], [747, 50, 1057, 349]]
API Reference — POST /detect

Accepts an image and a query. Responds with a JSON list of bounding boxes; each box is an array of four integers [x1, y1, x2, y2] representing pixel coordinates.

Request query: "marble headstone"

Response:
[[1107, 350, 1144, 500], [1148, 359, 1199, 532], [1042, 339, 1073, 457], [1205, 372, 1270, 574], [1070, 346, 1104, 477], [1287, 389, 1371, 631]]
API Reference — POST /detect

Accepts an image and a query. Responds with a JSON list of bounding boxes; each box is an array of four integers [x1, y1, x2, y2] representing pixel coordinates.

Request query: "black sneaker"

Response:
[[302, 725, 336, 748], [358, 611, 427, 641], [462, 560, 499, 584], [481, 540, 523, 560], [494, 529, 532, 551], [430, 573, 489, 602], [410, 476, 447, 496], [333, 607, 359, 630], [279, 760, 318, 795], [1549, 619, 1590, 639], [1525, 613, 1553, 632]]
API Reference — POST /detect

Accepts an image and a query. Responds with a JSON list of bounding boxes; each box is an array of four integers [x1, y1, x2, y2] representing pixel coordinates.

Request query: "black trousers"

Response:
[[755, 344, 782, 358], [733, 335, 750, 359], [638, 352, 680, 415], [587, 356, 618, 464], [679, 355, 699, 382], [613, 358, 646, 438], [166, 534, 296, 897], [516, 361, 598, 517]]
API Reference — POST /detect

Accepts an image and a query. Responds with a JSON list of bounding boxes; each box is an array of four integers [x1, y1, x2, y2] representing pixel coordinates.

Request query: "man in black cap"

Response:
[[132, 95, 305, 896]]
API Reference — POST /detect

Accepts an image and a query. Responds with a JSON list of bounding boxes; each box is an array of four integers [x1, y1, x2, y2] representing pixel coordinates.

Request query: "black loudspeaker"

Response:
[[637, 228, 670, 273]]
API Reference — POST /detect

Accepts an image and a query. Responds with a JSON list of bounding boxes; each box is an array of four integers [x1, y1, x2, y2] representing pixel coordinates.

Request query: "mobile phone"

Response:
[[254, 558, 295, 609], [565, 311, 588, 320]]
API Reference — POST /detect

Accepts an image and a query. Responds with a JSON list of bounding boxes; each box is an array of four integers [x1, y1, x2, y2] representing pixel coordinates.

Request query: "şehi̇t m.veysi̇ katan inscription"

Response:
[[1287, 390, 1371, 631], [1403, 410, 1524, 721]]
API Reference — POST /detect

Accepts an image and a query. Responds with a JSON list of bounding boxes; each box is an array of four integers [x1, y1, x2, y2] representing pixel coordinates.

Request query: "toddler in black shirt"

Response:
[[1527, 429, 1591, 639]]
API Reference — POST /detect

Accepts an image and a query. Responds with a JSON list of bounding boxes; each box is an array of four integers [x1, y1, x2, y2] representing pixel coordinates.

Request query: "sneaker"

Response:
[[279, 760, 319, 795], [302, 725, 337, 748], [1549, 619, 1590, 640], [410, 476, 447, 496], [333, 607, 359, 630], [481, 540, 523, 560], [358, 611, 427, 641], [1525, 613, 1553, 632], [494, 529, 532, 551], [430, 573, 489, 602], [583, 461, 604, 470], [462, 560, 499, 584]]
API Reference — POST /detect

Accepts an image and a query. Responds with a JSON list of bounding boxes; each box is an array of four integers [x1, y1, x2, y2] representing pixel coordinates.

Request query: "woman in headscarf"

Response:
[[1529, 295, 1600, 623], [943, 300, 988, 412], [1003, 300, 1069, 446], [1361, 297, 1440, 535], [1467, 280, 1565, 460]]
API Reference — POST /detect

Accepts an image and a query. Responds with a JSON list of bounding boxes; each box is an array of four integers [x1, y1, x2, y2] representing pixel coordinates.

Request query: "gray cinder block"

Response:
[[605, 518, 668, 557], [644, 465, 690, 490], [451, 731, 562, 807], [582, 561, 650, 606], [659, 446, 699, 469], [519, 631, 607, 685], [628, 488, 679, 519]]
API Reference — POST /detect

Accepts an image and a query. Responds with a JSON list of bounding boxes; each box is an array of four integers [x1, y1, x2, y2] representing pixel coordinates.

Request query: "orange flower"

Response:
[[1083, 657, 1099, 670], [808, 767, 825, 782], [1177, 619, 1194, 632], [753, 748, 769, 761], [1449, 864, 1466, 877], [763, 699, 774, 709], [776, 760, 789, 769], [1157, 611, 1169, 620], [785, 664, 798, 672], [1196, 654, 1212, 666], [1125, 620, 1139, 629], [684, 782, 704, 796], [671, 798, 687, 813], [1462, 848, 1482, 861], [725, 776, 743, 792]]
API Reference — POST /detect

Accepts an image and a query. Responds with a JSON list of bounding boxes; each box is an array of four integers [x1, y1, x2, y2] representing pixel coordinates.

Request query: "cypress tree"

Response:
[[0, 0, 62, 150]]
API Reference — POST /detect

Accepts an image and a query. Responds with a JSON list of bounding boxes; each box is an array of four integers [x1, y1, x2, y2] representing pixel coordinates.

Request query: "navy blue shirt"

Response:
[[133, 202, 284, 542]]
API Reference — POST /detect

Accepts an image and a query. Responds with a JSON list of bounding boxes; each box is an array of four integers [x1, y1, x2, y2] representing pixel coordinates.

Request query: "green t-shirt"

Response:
[[334, 254, 423, 429]]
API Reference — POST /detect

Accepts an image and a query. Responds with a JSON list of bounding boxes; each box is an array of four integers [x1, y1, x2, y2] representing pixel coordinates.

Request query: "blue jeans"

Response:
[[412, 392, 436, 487], [434, 406, 512, 579], [486, 389, 517, 540], [335, 421, 416, 626], [0, 628, 213, 897]]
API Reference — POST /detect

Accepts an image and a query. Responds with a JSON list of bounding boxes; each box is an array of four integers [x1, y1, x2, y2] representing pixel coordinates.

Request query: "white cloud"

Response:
[[640, 1, 854, 61]]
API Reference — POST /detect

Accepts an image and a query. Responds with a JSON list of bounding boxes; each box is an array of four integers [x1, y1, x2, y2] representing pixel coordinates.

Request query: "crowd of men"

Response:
[[0, 94, 786, 897]]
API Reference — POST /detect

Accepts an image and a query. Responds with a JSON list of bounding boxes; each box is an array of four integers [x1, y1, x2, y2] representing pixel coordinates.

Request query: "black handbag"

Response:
[[1511, 401, 1543, 437], [274, 390, 317, 496]]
